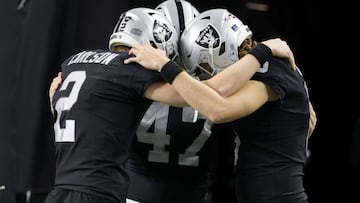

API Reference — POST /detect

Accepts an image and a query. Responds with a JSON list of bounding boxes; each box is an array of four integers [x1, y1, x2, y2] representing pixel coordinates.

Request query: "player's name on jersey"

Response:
[[67, 51, 118, 66]]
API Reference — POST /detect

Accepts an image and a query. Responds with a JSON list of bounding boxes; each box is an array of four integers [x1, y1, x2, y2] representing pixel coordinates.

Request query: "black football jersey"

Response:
[[125, 101, 236, 202], [51, 49, 163, 202], [233, 57, 310, 202], [127, 103, 216, 177]]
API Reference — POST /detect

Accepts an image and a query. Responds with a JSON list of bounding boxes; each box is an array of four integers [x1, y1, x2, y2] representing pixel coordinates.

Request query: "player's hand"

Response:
[[49, 72, 63, 116], [124, 44, 170, 72], [307, 101, 317, 139], [261, 38, 296, 69]]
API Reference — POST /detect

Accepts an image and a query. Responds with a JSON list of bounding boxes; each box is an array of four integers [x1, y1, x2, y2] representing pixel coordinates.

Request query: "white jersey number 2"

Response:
[[54, 71, 86, 142]]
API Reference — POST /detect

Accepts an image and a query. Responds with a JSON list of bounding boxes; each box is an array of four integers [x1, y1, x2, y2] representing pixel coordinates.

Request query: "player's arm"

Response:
[[144, 82, 189, 107], [146, 64, 277, 123], [204, 39, 295, 97], [262, 38, 296, 69], [202, 52, 264, 97], [308, 101, 317, 139], [125, 38, 295, 98], [170, 73, 277, 123], [49, 72, 62, 116]]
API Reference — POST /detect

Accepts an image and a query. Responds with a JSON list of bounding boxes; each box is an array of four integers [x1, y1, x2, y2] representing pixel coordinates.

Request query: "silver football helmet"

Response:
[[180, 8, 253, 75], [155, 0, 200, 36], [109, 7, 179, 60]]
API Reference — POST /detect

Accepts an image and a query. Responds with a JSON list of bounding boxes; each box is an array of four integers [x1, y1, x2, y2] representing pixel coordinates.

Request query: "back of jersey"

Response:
[[52, 49, 162, 202]]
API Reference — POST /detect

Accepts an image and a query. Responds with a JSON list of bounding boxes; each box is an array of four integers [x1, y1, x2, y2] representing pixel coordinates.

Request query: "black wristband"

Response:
[[160, 61, 183, 84], [248, 43, 272, 66]]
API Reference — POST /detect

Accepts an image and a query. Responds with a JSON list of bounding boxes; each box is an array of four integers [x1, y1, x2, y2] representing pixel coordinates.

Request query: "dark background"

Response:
[[0, 0, 358, 203]]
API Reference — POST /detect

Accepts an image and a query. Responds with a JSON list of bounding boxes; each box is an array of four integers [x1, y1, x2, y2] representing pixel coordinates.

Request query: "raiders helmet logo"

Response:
[[153, 20, 173, 43], [195, 24, 220, 48]]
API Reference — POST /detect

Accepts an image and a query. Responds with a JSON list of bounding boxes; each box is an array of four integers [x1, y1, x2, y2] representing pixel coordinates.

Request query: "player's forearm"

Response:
[[205, 53, 261, 97], [171, 71, 229, 122]]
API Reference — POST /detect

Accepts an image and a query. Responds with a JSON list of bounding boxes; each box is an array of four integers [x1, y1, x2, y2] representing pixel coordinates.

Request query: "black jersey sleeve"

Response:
[[129, 65, 164, 98], [252, 57, 309, 114]]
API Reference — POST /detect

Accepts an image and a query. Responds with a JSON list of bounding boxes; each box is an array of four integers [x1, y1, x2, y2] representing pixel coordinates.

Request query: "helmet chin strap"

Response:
[[160, 40, 178, 61], [207, 40, 216, 76], [195, 40, 217, 76], [208, 42, 214, 70], [196, 64, 214, 76], [161, 40, 167, 54]]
